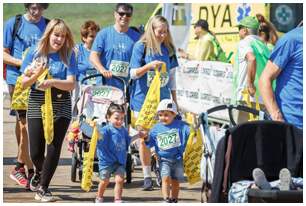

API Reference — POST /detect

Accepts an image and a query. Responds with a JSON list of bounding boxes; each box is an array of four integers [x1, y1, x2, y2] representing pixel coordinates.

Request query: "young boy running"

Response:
[[141, 99, 190, 202]]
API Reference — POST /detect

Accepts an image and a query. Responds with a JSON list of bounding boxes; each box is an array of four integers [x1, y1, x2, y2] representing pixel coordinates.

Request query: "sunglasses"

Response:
[[117, 11, 132, 17]]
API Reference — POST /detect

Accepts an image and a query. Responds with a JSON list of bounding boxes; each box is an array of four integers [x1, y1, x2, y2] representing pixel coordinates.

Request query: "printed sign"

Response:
[[176, 58, 233, 121]]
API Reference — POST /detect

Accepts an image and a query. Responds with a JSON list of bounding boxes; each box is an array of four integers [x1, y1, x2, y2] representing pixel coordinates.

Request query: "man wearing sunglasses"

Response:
[[4, 3, 49, 190], [90, 3, 141, 91]]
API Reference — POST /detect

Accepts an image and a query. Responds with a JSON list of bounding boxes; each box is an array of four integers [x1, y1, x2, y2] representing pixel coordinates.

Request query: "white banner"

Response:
[[176, 59, 234, 122]]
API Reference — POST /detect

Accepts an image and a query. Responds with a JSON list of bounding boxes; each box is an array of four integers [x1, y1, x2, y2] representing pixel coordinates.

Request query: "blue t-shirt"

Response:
[[147, 119, 190, 160], [269, 27, 303, 129], [20, 45, 77, 86], [75, 43, 97, 84], [129, 42, 179, 112], [91, 26, 141, 90], [4, 15, 48, 85], [96, 124, 131, 170]]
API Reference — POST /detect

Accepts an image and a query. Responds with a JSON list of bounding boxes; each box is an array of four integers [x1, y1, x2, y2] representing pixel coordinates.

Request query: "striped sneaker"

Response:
[[9, 167, 28, 187], [26, 172, 34, 190]]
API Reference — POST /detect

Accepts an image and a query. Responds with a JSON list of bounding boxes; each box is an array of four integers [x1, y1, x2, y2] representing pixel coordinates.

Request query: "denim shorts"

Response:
[[99, 164, 125, 180], [160, 158, 185, 182]]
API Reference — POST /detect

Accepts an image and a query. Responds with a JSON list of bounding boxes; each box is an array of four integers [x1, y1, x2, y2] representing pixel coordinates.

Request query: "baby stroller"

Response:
[[199, 104, 303, 203], [70, 74, 134, 183]]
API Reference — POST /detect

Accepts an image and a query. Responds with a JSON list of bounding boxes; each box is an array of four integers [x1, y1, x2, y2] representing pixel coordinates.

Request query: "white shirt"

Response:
[[236, 35, 263, 103]]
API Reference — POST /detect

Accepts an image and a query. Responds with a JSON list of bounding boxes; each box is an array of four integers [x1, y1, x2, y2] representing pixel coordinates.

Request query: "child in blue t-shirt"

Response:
[[141, 99, 190, 203], [95, 103, 131, 203]]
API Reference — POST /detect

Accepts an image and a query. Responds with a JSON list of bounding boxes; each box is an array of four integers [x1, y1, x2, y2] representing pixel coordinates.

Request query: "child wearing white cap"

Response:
[[140, 99, 190, 203]]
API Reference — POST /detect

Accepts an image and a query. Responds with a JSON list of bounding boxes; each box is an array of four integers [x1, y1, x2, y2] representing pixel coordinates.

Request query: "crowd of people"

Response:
[[3, 3, 303, 203]]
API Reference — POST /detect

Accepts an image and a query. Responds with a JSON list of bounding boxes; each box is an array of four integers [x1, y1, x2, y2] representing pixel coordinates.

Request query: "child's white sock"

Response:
[[143, 166, 152, 178]]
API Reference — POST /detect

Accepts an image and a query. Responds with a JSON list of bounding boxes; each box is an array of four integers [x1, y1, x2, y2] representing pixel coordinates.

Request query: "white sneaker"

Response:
[[252, 168, 271, 190], [35, 188, 55, 202], [95, 197, 104, 203], [279, 168, 292, 191]]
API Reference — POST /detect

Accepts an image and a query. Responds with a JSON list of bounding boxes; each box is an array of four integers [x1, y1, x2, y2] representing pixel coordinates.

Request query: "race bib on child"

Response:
[[147, 70, 169, 88], [157, 129, 181, 151], [109, 60, 129, 78], [85, 68, 97, 85]]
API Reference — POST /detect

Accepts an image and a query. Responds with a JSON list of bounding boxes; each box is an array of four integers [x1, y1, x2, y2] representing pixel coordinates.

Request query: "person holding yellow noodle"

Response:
[[20, 19, 76, 202]]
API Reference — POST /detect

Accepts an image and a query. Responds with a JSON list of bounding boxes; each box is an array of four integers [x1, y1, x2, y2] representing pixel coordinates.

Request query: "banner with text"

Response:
[[176, 59, 233, 121]]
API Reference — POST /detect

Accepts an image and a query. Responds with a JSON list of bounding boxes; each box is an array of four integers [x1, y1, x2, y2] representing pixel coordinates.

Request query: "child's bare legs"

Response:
[[114, 174, 124, 201], [97, 178, 110, 198], [170, 179, 180, 200], [162, 176, 171, 199]]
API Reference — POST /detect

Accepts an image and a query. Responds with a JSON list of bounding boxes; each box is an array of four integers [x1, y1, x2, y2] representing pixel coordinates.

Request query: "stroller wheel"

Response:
[[71, 152, 78, 182], [126, 153, 132, 183]]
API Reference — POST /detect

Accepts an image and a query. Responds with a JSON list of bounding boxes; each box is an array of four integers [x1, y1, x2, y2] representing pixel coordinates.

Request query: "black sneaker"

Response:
[[143, 177, 153, 191], [30, 173, 41, 192], [163, 197, 171, 203], [35, 188, 55, 202], [171, 198, 178, 203]]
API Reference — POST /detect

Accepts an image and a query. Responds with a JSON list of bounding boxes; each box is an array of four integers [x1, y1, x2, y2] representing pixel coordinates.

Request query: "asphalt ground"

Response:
[[2, 97, 203, 203]]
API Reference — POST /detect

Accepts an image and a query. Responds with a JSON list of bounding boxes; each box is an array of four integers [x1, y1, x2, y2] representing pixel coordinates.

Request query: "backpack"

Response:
[[3, 14, 50, 75], [11, 14, 50, 50]]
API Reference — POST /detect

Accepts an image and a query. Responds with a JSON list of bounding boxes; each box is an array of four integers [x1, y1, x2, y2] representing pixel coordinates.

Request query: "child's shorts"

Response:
[[160, 158, 185, 182], [99, 163, 125, 180]]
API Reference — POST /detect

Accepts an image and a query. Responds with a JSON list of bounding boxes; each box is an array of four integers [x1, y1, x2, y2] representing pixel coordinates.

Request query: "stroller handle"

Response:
[[81, 73, 125, 86], [200, 104, 270, 126]]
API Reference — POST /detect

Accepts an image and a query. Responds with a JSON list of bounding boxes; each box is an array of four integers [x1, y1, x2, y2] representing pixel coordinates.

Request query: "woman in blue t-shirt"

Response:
[[20, 18, 76, 202], [70, 20, 100, 121], [129, 15, 179, 190]]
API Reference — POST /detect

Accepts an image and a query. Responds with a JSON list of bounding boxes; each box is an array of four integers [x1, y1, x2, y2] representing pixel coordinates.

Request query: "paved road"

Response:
[[3, 97, 202, 203]]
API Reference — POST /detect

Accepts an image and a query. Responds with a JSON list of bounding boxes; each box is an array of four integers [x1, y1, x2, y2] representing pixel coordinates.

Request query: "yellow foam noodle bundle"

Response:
[[81, 122, 99, 192], [135, 63, 166, 130], [183, 127, 203, 185]]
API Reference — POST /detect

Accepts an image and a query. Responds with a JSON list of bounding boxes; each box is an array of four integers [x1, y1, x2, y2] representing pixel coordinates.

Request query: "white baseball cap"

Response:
[[157, 99, 178, 114]]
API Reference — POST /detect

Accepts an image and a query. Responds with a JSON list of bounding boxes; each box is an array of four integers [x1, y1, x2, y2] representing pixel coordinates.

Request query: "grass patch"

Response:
[[3, 3, 157, 43]]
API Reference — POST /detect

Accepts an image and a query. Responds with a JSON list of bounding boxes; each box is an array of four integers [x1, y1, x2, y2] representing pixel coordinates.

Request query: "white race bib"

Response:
[[85, 68, 97, 85], [147, 70, 169, 87], [109, 60, 129, 77], [91, 87, 112, 99], [157, 129, 181, 151]]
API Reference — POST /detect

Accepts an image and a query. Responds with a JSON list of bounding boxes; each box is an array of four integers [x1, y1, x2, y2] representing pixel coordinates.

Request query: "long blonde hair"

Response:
[[140, 15, 175, 56], [35, 18, 75, 67]]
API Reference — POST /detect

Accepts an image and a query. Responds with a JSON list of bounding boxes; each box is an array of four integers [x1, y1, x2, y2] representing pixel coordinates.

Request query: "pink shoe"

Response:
[[114, 199, 123, 203], [10, 167, 28, 187]]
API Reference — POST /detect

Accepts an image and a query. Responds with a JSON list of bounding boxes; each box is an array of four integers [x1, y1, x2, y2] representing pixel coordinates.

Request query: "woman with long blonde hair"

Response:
[[20, 18, 76, 202], [129, 15, 179, 193]]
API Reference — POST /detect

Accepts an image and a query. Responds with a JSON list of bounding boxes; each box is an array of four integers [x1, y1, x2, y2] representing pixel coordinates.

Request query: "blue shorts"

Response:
[[99, 164, 125, 180], [160, 158, 185, 182]]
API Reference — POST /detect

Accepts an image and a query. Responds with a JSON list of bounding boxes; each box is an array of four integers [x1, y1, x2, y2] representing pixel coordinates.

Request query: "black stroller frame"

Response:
[[198, 104, 303, 203], [198, 104, 269, 202], [70, 74, 134, 183]]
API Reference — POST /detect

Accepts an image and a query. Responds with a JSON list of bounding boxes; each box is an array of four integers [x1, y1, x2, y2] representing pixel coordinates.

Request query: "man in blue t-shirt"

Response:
[[259, 26, 303, 130], [3, 3, 49, 189], [90, 3, 141, 91]]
